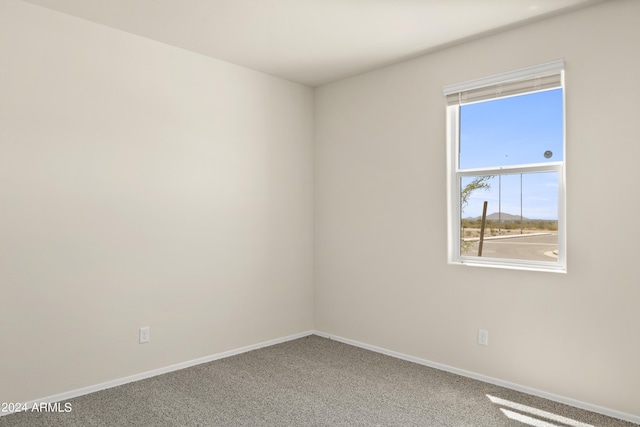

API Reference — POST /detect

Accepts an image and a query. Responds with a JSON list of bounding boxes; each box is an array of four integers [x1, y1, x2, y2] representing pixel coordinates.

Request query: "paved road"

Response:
[[463, 233, 558, 262]]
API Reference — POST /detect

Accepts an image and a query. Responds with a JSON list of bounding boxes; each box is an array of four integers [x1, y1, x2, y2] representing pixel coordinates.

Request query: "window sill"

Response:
[[449, 259, 566, 274]]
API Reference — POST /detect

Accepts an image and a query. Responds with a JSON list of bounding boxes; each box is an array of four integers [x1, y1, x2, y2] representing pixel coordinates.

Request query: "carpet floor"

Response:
[[1, 335, 636, 426]]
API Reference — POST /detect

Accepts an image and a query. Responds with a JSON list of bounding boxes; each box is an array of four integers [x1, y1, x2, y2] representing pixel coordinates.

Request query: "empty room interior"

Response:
[[1, 0, 639, 425]]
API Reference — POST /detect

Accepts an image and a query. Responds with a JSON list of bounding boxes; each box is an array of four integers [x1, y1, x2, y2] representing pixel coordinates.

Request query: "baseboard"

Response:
[[0, 330, 314, 418], [312, 330, 640, 425]]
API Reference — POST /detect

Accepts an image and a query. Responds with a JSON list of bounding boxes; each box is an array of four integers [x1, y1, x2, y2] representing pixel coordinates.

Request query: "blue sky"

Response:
[[459, 89, 562, 219]]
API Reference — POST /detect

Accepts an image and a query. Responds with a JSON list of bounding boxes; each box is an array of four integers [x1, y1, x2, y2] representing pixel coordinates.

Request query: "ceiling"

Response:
[[22, 0, 605, 86]]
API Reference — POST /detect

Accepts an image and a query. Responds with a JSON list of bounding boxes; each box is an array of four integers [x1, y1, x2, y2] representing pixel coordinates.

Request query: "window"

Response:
[[445, 60, 566, 272]]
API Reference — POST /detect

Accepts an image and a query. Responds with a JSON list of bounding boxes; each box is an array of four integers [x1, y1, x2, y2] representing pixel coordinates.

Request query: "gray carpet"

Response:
[[1, 335, 636, 426]]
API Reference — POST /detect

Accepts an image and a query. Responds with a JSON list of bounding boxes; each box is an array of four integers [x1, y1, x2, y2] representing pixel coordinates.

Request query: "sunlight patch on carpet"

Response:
[[487, 395, 594, 427]]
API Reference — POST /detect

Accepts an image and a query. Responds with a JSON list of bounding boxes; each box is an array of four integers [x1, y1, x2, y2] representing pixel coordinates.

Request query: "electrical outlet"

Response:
[[139, 327, 150, 344], [478, 329, 489, 346]]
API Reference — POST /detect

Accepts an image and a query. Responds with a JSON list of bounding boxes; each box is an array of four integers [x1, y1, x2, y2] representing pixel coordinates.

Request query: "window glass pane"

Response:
[[459, 89, 563, 169], [460, 172, 558, 262]]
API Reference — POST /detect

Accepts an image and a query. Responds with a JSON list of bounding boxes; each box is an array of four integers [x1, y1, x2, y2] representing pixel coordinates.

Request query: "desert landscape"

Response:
[[461, 212, 558, 261]]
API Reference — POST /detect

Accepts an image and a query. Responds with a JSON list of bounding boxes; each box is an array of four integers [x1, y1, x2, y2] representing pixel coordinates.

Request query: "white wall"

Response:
[[0, 0, 314, 403], [315, 0, 640, 418]]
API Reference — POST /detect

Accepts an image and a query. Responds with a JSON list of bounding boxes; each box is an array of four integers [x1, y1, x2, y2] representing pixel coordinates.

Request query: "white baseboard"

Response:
[[312, 330, 640, 425], [1, 330, 314, 418]]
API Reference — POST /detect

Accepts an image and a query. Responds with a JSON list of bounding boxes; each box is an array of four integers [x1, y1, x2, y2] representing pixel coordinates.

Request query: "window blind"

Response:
[[444, 59, 564, 106]]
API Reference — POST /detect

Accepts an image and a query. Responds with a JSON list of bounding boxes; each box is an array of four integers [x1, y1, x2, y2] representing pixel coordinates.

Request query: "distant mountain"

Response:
[[466, 212, 528, 221]]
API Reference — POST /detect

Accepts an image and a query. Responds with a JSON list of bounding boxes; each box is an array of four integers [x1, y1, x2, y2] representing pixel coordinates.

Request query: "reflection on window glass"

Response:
[[460, 172, 558, 262]]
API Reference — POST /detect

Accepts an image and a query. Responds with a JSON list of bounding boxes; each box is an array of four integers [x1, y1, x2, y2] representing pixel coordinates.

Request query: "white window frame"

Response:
[[445, 60, 567, 273]]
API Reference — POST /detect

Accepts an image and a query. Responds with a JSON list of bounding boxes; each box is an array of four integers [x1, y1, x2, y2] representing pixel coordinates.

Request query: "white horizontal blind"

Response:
[[444, 59, 564, 106]]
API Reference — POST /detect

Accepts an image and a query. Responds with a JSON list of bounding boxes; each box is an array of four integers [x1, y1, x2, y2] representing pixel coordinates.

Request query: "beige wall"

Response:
[[315, 0, 640, 417], [0, 0, 314, 402]]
